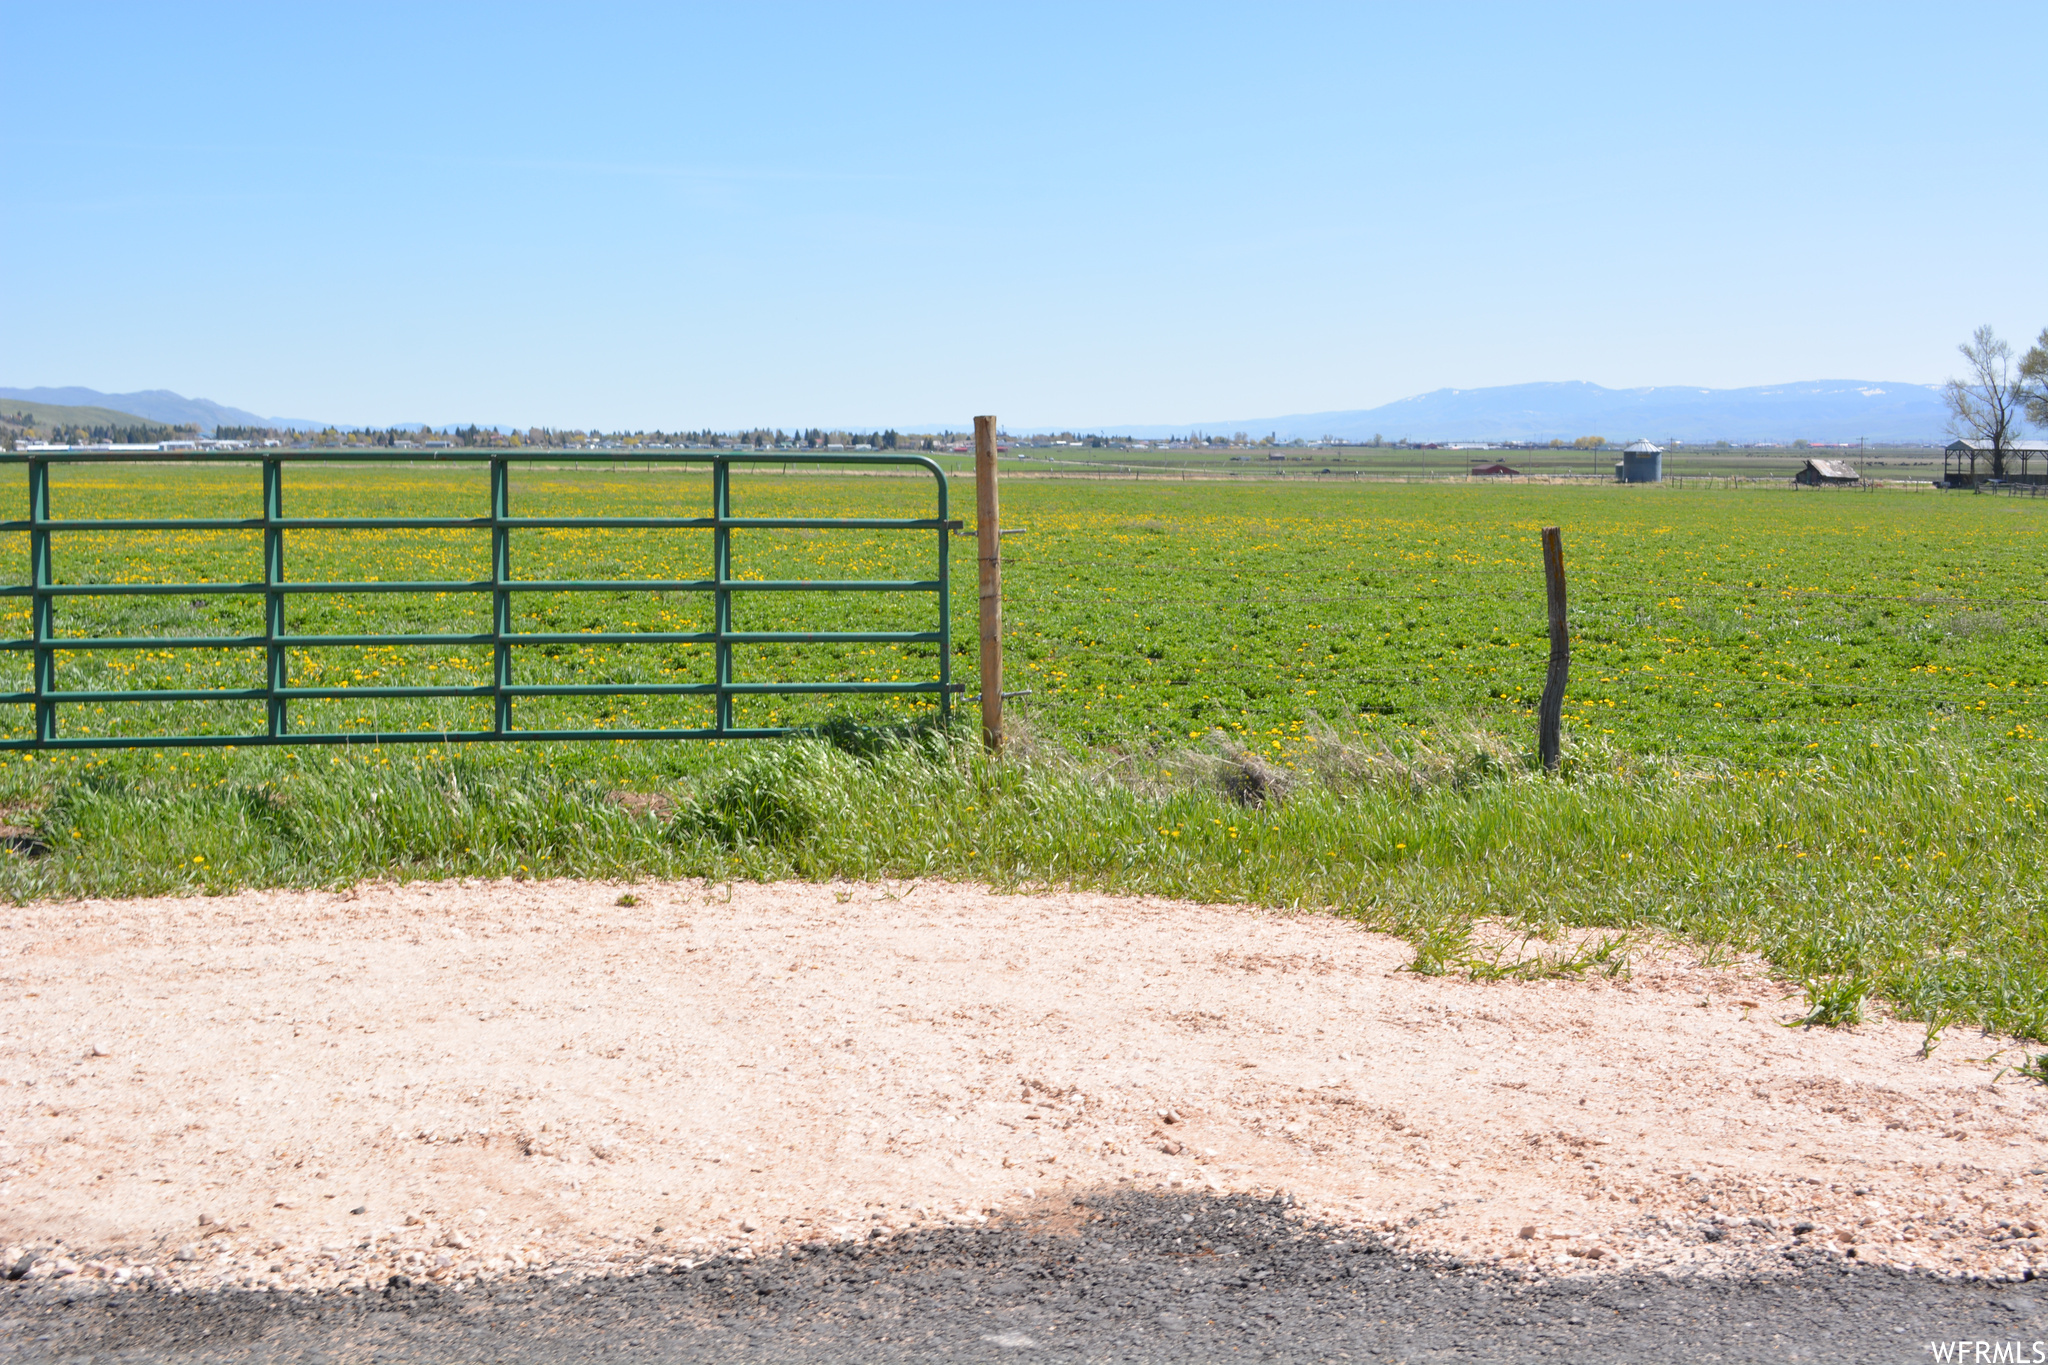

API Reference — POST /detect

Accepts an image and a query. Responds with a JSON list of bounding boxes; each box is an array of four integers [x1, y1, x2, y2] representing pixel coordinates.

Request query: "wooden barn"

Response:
[[1795, 457, 1860, 487], [1470, 461, 1522, 477]]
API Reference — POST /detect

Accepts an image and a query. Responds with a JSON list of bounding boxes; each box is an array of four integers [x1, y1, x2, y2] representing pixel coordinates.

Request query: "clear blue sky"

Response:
[[5, 2, 2044, 432]]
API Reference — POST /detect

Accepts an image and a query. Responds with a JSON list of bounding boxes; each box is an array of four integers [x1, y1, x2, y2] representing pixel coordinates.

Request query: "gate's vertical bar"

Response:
[[262, 458, 287, 738], [491, 458, 512, 736], [713, 457, 733, 734], [1538, 526, 1569, 773], [974, 415, 1002, 751], [27, 460, 53, 746], [936, 464, 951, 727]]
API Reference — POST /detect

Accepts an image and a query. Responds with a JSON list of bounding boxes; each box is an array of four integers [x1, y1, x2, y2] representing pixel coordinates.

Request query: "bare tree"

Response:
[[1942, 325, 2026, 478], [2019, 326, 2048, 431]]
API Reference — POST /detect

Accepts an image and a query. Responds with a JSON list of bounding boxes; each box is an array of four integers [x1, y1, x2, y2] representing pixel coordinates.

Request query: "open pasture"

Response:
[[993, 477, 2048, 763]]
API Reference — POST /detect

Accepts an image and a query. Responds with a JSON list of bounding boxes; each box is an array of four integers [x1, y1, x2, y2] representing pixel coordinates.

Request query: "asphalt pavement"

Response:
[[4, 1190, 2041, 1363]]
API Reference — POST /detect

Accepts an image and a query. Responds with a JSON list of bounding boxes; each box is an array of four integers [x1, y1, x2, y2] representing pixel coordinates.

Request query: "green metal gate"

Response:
[[0, 449, 959, 750]]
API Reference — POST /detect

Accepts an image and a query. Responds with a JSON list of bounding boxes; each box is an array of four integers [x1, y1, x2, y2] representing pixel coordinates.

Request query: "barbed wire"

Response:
[[995, 583, 2048, 609]]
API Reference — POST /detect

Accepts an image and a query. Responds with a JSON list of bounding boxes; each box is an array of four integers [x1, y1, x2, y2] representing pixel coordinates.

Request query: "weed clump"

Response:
[[686, 746, 825, 847], [1206, 731, 1289, 807], [1792, 976, 1870, 1029], [1294, 713, 1530, 794], [1401, 920, 1473, 977]]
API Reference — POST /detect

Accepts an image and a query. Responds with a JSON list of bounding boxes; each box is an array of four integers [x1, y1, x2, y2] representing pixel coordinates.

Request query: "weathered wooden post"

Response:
[[1538, 526, 1568, 772], [975, 415, 1002, 751]]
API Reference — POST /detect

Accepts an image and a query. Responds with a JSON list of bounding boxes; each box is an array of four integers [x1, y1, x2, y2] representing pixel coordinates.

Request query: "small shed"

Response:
[[1944, 438, 2048, 486], [1795, 458, 1860, 487], [1470, 461, 1521, 476]]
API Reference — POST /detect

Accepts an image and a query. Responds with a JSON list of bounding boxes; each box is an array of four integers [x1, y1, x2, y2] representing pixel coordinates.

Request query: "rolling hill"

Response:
[[0, 397, 177, 434], [0, 387, 325, 433]]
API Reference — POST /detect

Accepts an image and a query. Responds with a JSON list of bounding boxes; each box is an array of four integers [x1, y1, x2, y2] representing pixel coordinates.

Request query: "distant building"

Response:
[[1615, 440, 1663, 483], [1943, 438, 2048, 487], [1470, 461, 1522, 477], [1794, 458, 1860, 487]]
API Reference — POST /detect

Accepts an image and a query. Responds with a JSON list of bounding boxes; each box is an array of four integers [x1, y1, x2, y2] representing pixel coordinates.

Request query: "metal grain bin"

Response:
[[1617, 440, 1663, 483]]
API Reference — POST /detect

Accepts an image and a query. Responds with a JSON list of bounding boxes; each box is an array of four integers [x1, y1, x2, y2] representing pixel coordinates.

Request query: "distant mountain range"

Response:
[[5, 378, 1961, 444], [0, 387, 326, 433], [1097, 380, 1953, 444]]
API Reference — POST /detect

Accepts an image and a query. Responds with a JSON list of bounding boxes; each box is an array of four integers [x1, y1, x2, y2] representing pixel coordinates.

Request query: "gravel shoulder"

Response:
[[2, 877, 2046, 1299]]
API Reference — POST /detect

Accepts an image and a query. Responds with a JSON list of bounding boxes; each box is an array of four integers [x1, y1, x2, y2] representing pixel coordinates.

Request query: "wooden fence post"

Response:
[[975, 415, 1002, 752], [1538, 526, 1568, 772]]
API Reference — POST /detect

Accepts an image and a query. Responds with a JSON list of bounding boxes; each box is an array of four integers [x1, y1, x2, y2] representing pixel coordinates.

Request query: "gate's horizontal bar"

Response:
[[0, 515, 951, 532], [0, 727, 810, 750], [0, 635, 277, 651], [0, 627, 940, 651], [1, 518, 483, 531], [0, 680, 948, 705], [506, 680, 950, 698], [1, 451, 949, 469], [0, 578, 941, 598], [5, 687, 481, 703]]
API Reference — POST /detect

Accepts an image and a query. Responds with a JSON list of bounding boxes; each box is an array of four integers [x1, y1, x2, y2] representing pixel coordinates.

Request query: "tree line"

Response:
[[209, 425, 943, 451], [1, 413, 199, 449]]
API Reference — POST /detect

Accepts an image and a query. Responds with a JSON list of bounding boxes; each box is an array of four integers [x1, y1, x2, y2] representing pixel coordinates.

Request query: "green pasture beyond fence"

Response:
[[0, 450, 961, 749]]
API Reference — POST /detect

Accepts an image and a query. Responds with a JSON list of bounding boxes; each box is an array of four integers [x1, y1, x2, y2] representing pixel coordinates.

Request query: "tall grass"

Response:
[[2, 719, 2043, 1042]]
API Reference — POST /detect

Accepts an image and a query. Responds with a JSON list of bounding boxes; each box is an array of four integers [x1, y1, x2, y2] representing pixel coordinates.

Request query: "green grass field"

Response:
[[2, 461, 2044, 1050]]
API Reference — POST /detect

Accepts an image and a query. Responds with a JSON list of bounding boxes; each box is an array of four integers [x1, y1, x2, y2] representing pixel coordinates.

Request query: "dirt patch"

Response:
[[602, 791, 677, 821], [1, 879, 2044, 1294]]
